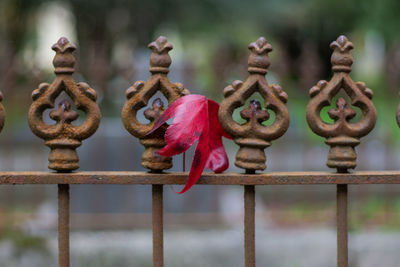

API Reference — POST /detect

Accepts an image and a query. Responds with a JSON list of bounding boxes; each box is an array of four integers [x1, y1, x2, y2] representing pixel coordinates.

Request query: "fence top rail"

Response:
[[1, 171, 400, 185]]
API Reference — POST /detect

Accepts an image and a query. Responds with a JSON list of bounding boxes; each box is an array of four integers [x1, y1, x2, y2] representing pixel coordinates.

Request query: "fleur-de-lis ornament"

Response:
[[121, 36, 189, 172], [28, 37, 101, 172], [219, 37, 290, 172], [306, 35, 376, 172]]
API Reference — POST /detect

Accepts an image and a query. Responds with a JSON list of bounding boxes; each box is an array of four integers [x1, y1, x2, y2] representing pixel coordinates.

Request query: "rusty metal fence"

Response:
[[0, 35, 397, 267]]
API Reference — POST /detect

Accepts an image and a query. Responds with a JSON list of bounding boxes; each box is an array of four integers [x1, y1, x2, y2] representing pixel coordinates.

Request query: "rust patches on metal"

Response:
[[121, 36, 189, 171], [219, 37, 290, 172], [244, 185, 255, 267], [58, 184, 70, 267], [28, 37, 101, 172], [3, 171, 400, 185], [306, 35, 376, 172], [337, 184, 348, 267], [152, 185, 164, 267]]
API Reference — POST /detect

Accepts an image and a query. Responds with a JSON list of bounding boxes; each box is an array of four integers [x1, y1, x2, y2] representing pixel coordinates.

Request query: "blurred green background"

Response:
[[1, 0, 400, 126]]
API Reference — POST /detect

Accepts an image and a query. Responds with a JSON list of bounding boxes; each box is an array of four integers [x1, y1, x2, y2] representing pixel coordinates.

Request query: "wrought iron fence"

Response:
[[0, 34, 397, 267]]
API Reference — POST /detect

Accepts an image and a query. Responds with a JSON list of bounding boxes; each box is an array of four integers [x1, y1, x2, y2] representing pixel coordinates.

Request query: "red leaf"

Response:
[[149, 94, 232, 193]]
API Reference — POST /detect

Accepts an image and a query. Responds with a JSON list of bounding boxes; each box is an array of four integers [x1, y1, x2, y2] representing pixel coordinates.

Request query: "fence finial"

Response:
[[247, 37, 273, 74], [28, 37, 101, 172], [121, 36, 189, 172], [52, 37, 77, 74], [218, 37, 290, 172], [148, 36, 173, 74], [306, 35, 376, 172], [330, 35, 354, 73]]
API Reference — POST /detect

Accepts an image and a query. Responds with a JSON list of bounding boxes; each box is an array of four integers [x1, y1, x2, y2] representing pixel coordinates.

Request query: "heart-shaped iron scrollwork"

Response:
[[219, 37, 290, 172], [121, 36, 189, 172], [306, 35, 376, 172], [28, 37, 101, 172]]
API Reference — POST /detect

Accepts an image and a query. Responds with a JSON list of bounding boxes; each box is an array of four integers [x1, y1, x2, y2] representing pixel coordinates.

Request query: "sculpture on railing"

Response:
[[28, 37, 101, 172], [121, 36, 189, 172], [218, 37, 290, 172], [306, 35, 377, 173]]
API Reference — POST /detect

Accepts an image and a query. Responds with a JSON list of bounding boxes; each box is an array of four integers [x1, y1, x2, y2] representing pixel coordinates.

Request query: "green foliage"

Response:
[[0, 227, 48, 255]]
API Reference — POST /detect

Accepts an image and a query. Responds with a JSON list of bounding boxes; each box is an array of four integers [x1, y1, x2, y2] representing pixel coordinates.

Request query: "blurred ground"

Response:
[[3, 229, 400, 267]]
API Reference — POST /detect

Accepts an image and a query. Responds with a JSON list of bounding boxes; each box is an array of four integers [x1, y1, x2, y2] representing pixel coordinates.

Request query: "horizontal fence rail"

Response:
[[2, 171, 400, 184], [1, 172, 400, 267]]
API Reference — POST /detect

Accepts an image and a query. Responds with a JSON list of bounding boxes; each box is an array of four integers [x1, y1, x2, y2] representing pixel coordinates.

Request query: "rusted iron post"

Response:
[[306, 35, 376, 172], [337, 184, 348, 267], [58, 184, 70, 267], [306, 35, 377, 267], [244, 183, 255, 267], [27, 37, 101, 267], [219, 37, 289, 171], [28, 37, 101, 171], [121, 36, 189, 172], [152, 184, 164, 267], [121, 36, 190, 267], [219, 37, 290, 267]]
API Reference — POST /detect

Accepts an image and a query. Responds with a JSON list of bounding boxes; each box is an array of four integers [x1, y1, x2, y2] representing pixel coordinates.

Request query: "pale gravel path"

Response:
[[1, 228, 399, 267]]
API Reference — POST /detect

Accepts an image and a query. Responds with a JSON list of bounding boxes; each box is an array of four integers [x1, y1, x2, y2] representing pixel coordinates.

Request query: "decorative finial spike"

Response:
[[247, 37, 273, 74], [148, 36, 173, 53], [148, 36, 173, 74], [306, 35, 376, 172], [52, 37, 77, 74], [330, 35, 354, 51], [28, 38, 101, 171], [219, 37, 289, 171], [121, 36, 190, 171], [337, 35, 348, 47], [249, 37, 273, 54], [52, 37, 77, 53], [330, 35, 354, 72]]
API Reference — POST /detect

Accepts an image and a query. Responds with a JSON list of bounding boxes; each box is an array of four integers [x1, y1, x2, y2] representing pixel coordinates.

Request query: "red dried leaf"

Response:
[[149, 94, 232, 193]]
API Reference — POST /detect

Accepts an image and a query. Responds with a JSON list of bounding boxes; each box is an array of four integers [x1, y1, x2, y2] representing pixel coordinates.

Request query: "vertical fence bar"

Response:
[[244, 184, 255, 267], [153, 184, 164, 267], [305, 35, 376, 267], [58, 184, 70, 267], [218, 37, 289, 266], [337, 184, 348, 267]]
